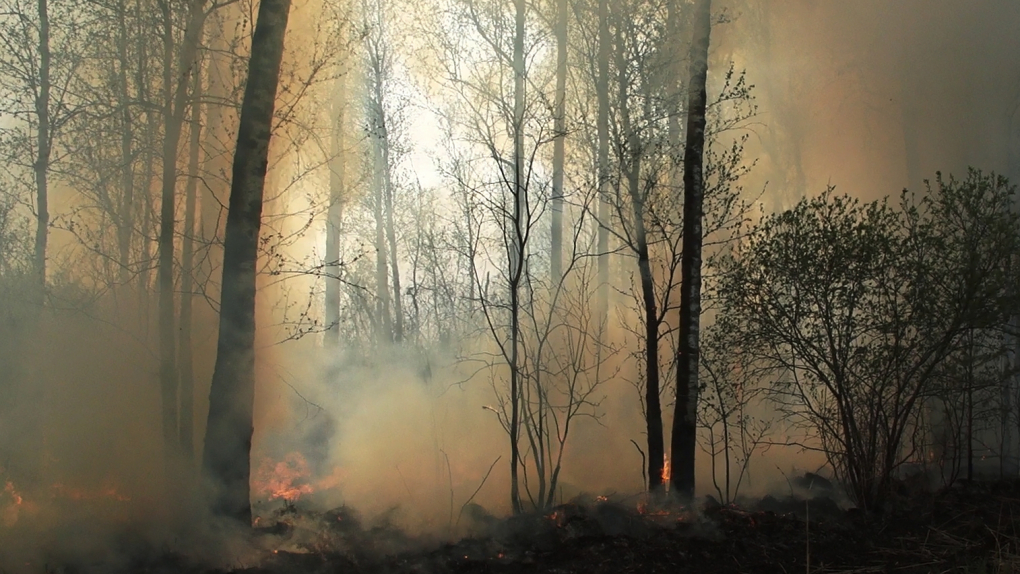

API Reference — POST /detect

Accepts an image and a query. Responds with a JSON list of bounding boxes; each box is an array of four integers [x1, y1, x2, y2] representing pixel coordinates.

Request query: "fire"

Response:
[[2, 481, 23, 527], [4, 481, 23, 506], [661, 456, 671, 485], [253, 452, 345, 502], [0, 479, 131, 527]]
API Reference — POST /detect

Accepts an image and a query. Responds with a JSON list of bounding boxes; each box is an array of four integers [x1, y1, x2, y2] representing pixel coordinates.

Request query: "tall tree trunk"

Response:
[[179, 57, 203, 462], [595, 0, 610, 318], [508, 0, 526, 516], [616, 24, 663, 496], [137, 5, 156, 324], [157, 0, 207, 456], [202, 0, 291, 524], [200, 10, 230, 249], [381, 105, 403, 343], [324, 71, 346, 347], [670, 0, 711, 502], [371, 102, 391, 342], [116, 0, 135, 287], [550, 0, 566, 283], [32, 0, 51, 307], [139, 111, 156, 331]]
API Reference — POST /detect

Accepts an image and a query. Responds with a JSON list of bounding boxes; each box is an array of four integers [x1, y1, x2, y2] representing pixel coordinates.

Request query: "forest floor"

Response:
[[132, 480, 1020, 574]]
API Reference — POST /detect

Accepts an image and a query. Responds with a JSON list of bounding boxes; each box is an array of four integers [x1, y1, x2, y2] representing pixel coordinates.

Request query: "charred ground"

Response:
[[103, 479, 1020, 574]]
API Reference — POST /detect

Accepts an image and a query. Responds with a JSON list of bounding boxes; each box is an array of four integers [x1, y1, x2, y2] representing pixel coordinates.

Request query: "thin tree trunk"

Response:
[[157, 0, 207, 457], [202, 0, 291, 524], [550, 0, 566, 283], [595, 0, 610, 318], [967, 332, 975, 482], [372, 104, 391, 342], [197, 8, 239, 318], [324, 71, 346, 347], [179, 57, 203, 461], [32, 0, 51, 307], [139, 111, 156, 331], [116, 0, 135, 287], [615, 30, 663, 495], [635, 203, 663, 495], [671, 0, 711, 502], [136, 0, 155, 319], [509, 0, 526, 516], [381, 111, 403, 342]]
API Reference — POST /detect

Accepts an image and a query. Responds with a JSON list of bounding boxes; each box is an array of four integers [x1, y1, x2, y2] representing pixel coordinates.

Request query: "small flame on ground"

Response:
[[661, 456, 671, 486], [2, 481, 23, 527], [253, 452, 346, 502]]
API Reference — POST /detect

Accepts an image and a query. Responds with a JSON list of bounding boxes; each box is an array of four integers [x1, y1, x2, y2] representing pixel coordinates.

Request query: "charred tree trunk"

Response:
[[179, 58, 203, 461], [324, 72, 346, 347], [202, 0, 291, 524], [670, 0, 711, 502], [549, 0, 566, 283], [157, 0, 207, 457], [32, 0, 51, 307]]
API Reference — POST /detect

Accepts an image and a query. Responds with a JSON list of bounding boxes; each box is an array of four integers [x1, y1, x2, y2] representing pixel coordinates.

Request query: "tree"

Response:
[[156, 0, 208, 457], [324, 66, 347, 347], [202, 0, 292, 523], [0, 0, 84, 306], [698, 322, 772, 504], [179, 56, 203, 460], [670, 0, 712, 501], [362, 0, 403, 343], [549, 0, 566, 283], [715, 171, 1019, 510]]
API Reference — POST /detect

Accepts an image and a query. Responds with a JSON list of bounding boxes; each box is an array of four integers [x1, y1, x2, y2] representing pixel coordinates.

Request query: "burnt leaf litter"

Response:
[[111, 479, 1020, 574]]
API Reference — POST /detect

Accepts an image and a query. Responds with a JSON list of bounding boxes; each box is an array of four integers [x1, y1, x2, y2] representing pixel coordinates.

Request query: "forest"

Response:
[[2, 0, 1020, 572]]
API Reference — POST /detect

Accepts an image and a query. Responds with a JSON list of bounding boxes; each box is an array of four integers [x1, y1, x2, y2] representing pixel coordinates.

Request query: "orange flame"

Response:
[[4, 481, 22, 506], [2, 481, 24, 527], [661, 456, 671, 485], [253, 452, 345, 502]]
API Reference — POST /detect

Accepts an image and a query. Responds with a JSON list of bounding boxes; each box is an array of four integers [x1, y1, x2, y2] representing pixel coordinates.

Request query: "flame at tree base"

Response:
[[253, 452, 345, 504]]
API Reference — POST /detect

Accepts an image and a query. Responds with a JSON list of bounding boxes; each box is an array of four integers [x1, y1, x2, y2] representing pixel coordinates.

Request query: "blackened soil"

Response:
[[137, 481, 1020, 574]]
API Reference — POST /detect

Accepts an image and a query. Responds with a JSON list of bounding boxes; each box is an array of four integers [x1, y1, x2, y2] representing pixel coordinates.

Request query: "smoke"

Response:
[[4, 0, 1020, 569], [719, 0, 1020, 204]]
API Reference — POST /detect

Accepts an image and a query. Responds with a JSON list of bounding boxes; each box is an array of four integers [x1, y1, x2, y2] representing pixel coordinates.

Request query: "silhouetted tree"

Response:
[[203, 0, 292, 524], [671, 0, 711, 502]]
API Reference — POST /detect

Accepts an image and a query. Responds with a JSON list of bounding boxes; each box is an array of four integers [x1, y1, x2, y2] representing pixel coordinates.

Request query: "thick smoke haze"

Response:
[[723, 0, 1020, 206], [0, 0, 1018, 570]]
